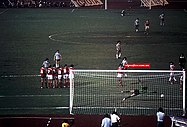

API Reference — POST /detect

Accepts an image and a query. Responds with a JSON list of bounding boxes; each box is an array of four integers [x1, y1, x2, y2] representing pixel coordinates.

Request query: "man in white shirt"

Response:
[[101, 114, 111, 127], [110, 111, 120, 127], [156, 107, 165, 127], [54, 50, 62, 68]]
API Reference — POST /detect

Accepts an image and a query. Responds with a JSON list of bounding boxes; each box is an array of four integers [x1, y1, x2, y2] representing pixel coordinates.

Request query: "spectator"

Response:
[[156, 107, 165, 127], [62, 119, 70, 127], [101, 113, 111, 127], [110, 111, 120, 127]]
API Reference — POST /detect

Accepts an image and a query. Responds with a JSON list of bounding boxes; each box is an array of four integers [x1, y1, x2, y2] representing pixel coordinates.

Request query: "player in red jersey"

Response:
[[169, 62, 177, 84], [57, 66, 63, 88], [116, 41, 121, 59], [40, 66, 47, 89], [47, 65, 53, 88], [63, 64, 69, 87], [144, 19, 150, 35], [121, 57, 128, 77], [117, 63, 124, 87], [52, 64, 58, 88]]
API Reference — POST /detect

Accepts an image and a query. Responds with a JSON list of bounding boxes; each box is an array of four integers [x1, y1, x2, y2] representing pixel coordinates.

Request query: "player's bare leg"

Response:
[[56, 61, 60, 68], [40, 78, 44, 89], [54, 78, 58, 88], [58, 79, 62, 88], [45, 78, 48, 88], [48, 79, 52, 88]]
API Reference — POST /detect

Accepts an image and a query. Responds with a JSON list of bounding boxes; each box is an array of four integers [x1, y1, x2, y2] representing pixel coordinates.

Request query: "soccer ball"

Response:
[[160, 94, 164, 98]]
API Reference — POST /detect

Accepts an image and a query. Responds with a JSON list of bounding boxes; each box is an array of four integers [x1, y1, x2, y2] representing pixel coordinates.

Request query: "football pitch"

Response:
[[0, 8, 187, 115]]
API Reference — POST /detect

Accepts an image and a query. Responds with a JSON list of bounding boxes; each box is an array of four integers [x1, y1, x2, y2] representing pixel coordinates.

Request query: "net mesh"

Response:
[[70, 70, 184, 115], [141, 0, 169, 9]]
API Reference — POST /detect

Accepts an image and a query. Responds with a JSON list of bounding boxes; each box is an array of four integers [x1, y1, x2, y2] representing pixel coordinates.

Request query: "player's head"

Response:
[[64, 64, 67, 67], [56, 50, 59, 53], [45, 58, 49, 61], [180, 53, 184, 57], [123, 57, 127, 60], [158, 107, 164, 113], [112, 111, 117, 115], [169, 61, 174, 65], [117, 40, 121, 44], [104, 113, 110, 118], [70, 64, 74, 68]]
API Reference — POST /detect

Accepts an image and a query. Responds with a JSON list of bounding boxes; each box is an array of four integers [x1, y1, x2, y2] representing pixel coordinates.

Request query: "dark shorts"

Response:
[[112, 122, 118, 127]]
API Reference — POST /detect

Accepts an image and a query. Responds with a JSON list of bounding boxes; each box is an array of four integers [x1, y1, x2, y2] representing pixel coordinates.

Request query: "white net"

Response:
[[140, 0, 169, 9], [70, 70, 185, 115]]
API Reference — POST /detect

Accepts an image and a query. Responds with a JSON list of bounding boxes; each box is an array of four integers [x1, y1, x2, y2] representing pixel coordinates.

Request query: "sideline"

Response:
[[0, 9, 8, 15]]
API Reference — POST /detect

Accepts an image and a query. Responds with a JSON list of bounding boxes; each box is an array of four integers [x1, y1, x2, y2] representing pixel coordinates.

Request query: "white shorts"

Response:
[[47, 75, 53, 80], [58, 75, 62, 80], [145, 26, 149, 30], [117, 73, 123, 78], [63, 74, 69, 79], [170, 72, 174, 76]]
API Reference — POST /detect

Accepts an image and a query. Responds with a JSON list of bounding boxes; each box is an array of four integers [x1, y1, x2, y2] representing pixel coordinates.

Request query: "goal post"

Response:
[[69, 70, 186, 115]]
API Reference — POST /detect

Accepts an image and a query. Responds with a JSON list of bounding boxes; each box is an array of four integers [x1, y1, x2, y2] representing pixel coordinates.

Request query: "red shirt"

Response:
[[47, 67, 53, 75], [57, 67, 63, 75], [40, 67, 46, 77], [52, 67, 58, 77], [63, 67, 69, 74]]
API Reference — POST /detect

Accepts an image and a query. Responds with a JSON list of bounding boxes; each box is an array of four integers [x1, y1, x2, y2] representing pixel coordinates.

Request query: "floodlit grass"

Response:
[[0, 8, 186, 115]]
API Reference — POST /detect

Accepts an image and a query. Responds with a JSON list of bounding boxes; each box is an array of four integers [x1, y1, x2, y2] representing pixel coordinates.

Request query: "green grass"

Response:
[[0, 8, 186, 115]]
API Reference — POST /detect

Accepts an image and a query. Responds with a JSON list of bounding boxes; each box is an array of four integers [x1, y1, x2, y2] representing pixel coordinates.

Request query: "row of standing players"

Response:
[[39, 50, 74, 89]]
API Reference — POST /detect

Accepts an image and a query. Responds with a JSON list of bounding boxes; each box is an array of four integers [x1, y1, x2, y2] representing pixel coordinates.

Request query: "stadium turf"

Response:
[[0, 8, 186, 115]]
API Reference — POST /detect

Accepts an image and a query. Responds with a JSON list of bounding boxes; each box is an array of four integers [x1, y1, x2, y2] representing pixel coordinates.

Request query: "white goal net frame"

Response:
[[140, 0, 169, 9], [69, 70, 186, 115]]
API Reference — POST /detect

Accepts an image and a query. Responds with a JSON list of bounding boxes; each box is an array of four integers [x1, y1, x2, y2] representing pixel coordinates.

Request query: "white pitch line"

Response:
[[0, 107, 69, 110], [1, 74, 40, 78], [0, 9, 8, 15], [0, 116, 74, 120], [0, 94, 69, 98]]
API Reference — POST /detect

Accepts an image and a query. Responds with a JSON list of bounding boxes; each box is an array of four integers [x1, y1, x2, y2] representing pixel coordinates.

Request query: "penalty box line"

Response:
[[1, 74, 40, 78]]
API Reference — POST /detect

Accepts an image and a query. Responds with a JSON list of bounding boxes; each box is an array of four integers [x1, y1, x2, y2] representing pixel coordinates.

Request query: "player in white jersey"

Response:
[[42, 58, 50, 69], [116, 41, 121, 59], [54, 50, 62, 68], [134, 18, 139, 32], [169, 62, 177, 84], [159, 13, 165, 26]]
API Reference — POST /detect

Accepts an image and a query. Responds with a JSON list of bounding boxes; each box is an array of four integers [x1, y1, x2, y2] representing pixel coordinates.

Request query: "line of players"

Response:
[[40, 61, 74, 89], [40, 49, 74, 89]]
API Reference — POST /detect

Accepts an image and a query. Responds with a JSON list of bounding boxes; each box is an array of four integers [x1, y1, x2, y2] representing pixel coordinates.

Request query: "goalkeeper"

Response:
[[122, 89, 140, 101], [122, 86, 148, 101]]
